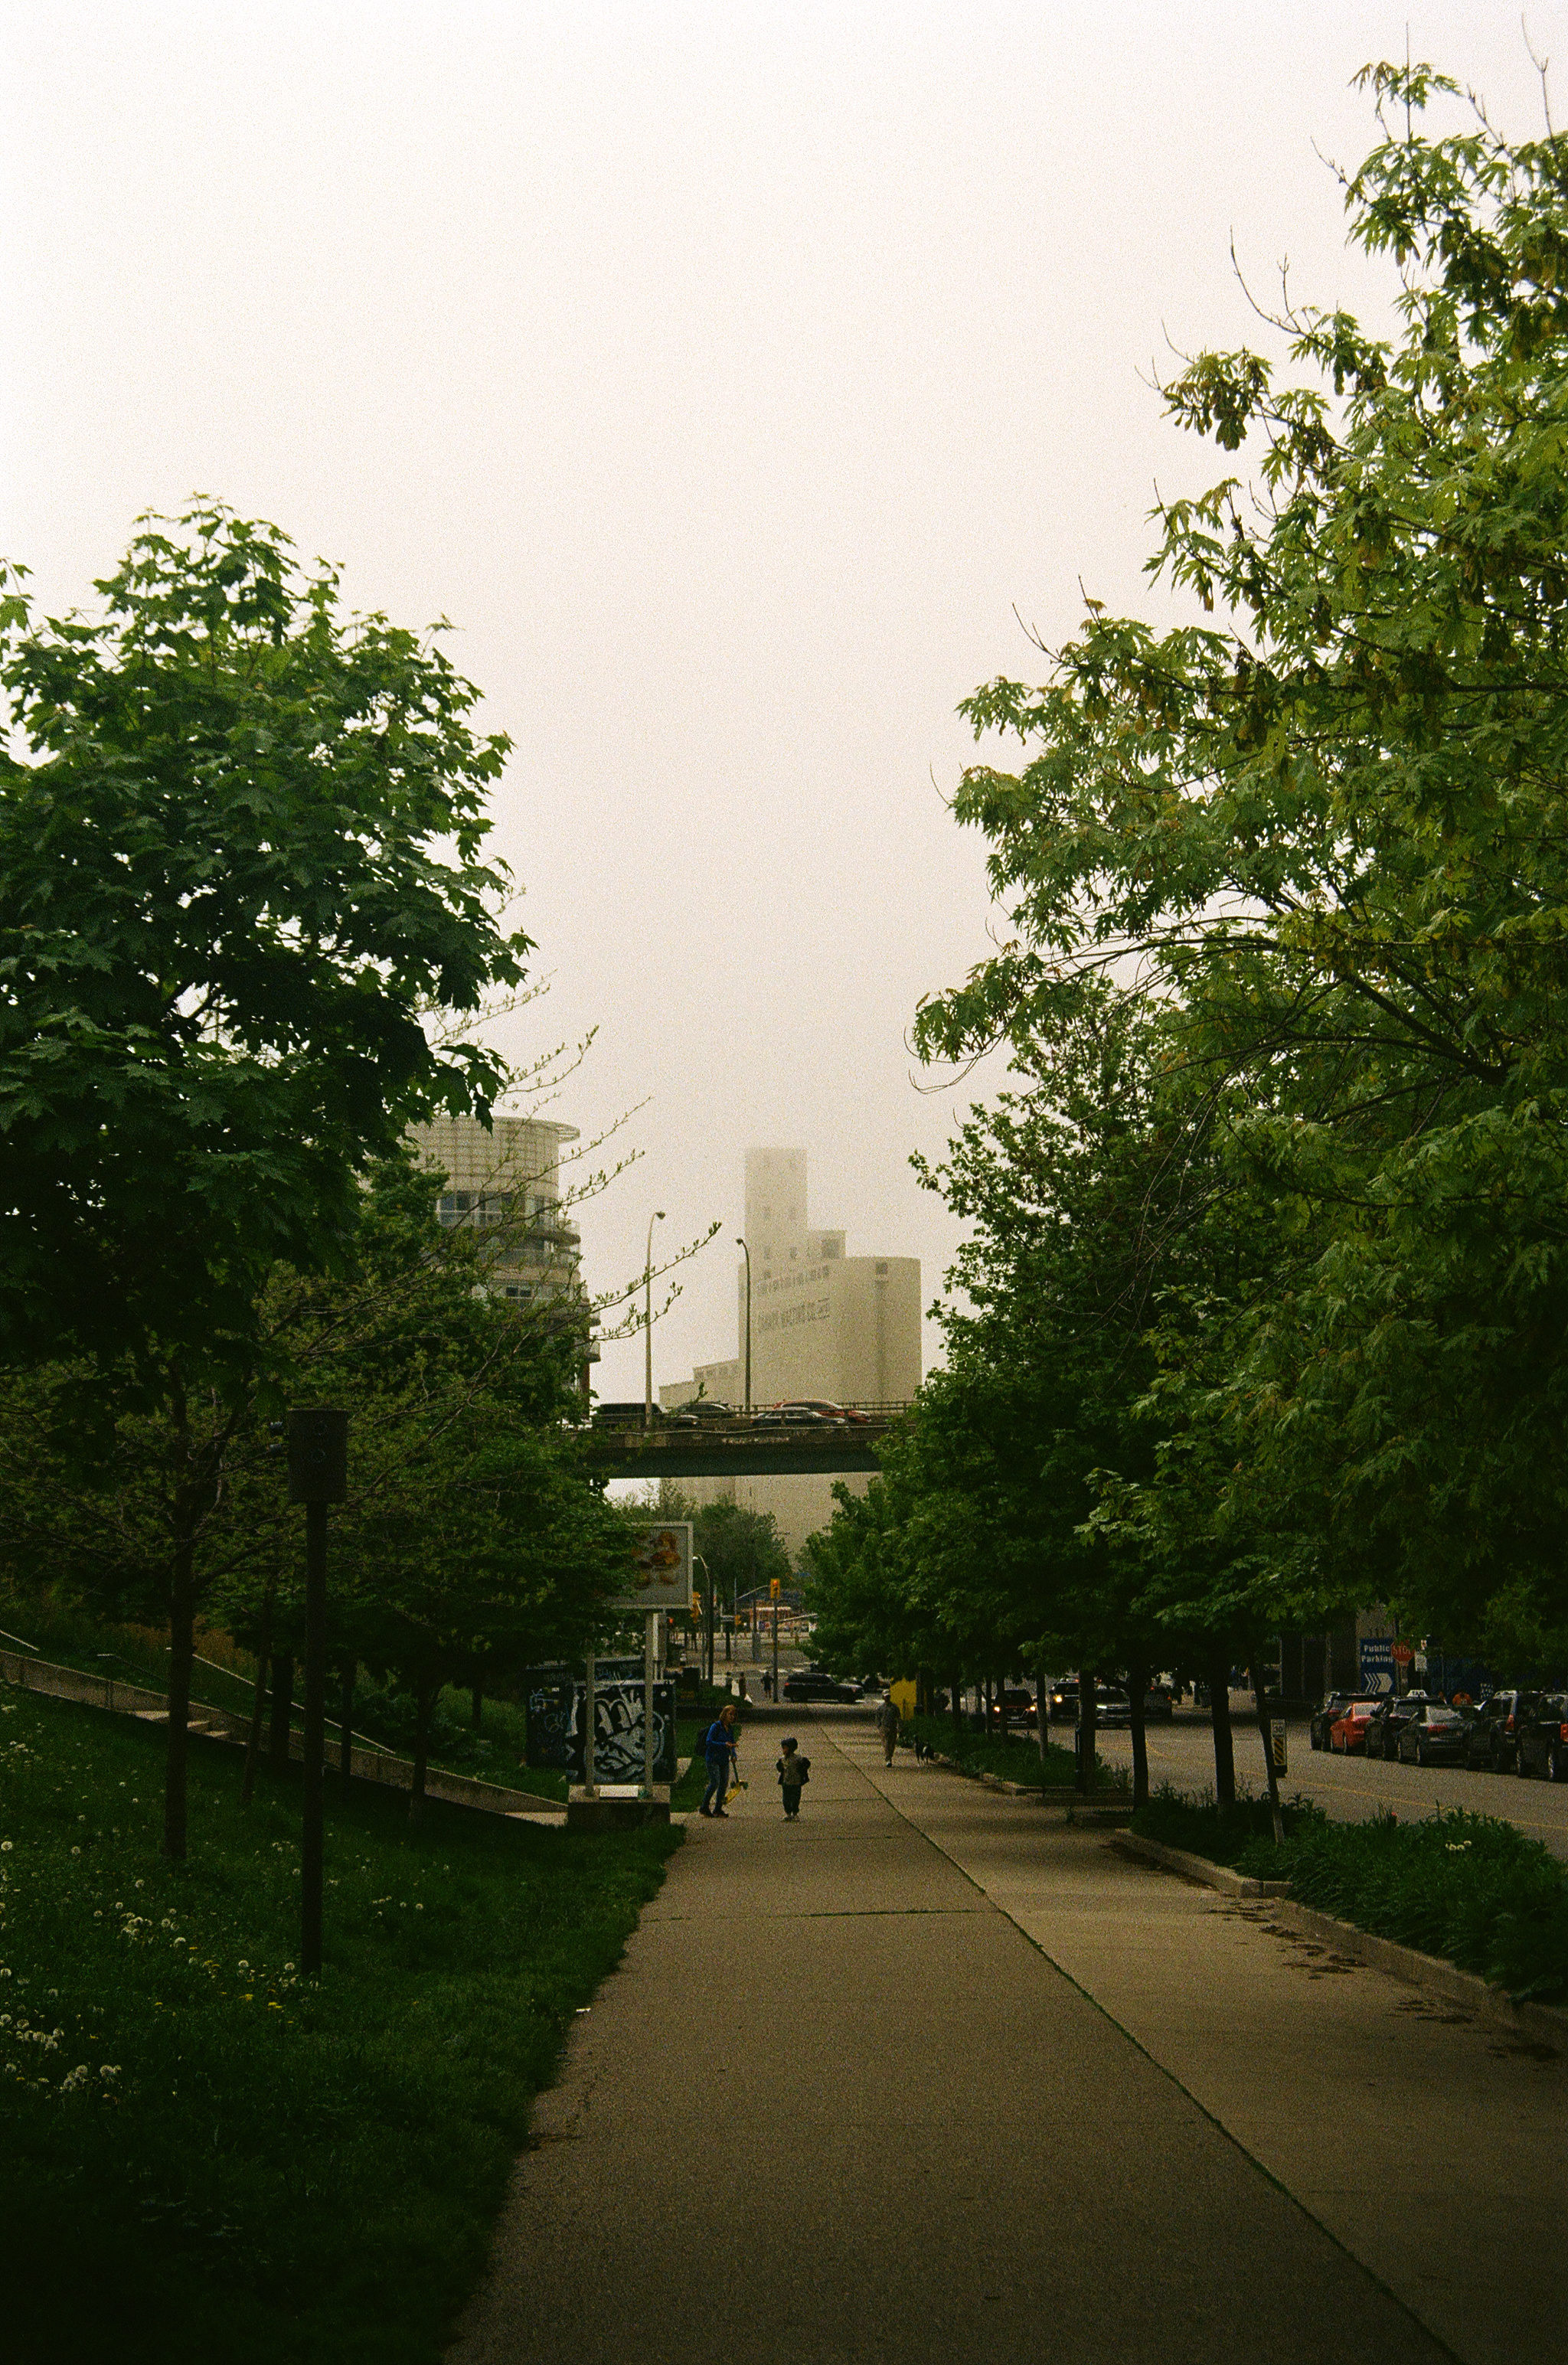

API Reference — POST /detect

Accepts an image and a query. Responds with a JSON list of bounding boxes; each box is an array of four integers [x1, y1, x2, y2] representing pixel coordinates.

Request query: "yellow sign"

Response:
[[890, 1678, 918, 1722], [691, 1590, 702, 1620]]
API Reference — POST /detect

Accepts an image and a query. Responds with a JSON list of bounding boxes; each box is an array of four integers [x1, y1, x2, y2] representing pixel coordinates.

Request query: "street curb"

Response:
[[1113, 1831, 1291, 1896], [1114, 1828, 1568, 2047], [1261, 1897, 1568, 2050]]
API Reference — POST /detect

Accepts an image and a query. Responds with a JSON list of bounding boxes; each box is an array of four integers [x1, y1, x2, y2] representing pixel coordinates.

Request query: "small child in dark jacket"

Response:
[[776, 1736, 810, 1818]]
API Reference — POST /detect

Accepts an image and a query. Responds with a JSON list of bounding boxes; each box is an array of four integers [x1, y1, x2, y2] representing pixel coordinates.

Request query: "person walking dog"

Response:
[[776, 1736, 811, 1818], [701, 1703, 740, 1818], [876, 1690, 901, 1767]]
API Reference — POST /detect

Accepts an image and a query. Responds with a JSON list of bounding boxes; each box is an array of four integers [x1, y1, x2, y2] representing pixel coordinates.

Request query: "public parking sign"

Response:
[[1358, 1635, 1394, 1694]]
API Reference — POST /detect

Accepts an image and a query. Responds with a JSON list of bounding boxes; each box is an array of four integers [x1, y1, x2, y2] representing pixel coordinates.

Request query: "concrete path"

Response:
[[449, 1710, 1562, 2365]]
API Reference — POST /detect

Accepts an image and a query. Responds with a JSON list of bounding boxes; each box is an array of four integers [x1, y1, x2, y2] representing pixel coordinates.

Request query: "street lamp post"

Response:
[[694, 1550, 714, 1687], [643, 1210, 666, 1430], [736, 1236, 752, 1413]]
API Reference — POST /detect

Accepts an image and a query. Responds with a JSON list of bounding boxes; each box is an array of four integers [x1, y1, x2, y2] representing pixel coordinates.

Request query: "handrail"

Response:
[[0, 1625, 39, 1652]]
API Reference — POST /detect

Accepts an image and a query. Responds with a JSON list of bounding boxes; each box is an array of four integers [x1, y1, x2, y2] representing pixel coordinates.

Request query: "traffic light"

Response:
[[770, 1578, 781, 1602]]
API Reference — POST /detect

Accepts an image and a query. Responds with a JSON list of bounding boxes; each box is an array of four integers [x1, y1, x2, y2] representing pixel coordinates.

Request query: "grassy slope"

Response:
[[0, 1686, 680, 2363]]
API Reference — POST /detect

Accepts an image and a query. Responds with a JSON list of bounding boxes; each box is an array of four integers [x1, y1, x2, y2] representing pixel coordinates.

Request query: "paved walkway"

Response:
[[448, 1711, 1563, 2365]]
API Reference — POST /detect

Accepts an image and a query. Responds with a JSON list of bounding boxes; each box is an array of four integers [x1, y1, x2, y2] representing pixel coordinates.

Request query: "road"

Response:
[[448, 1705, 1563, 2365], [1087, 1707, 1568, 1863]]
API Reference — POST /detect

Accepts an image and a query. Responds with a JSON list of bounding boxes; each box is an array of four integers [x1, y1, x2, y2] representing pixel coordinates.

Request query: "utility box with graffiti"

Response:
[[568, 1681, 678, 1786]]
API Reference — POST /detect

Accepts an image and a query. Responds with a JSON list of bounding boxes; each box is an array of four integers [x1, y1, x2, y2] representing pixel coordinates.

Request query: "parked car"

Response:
[[1329, 1702, 1380, 1753], [781, 1671, 858, 1703], [753, 1405, 845, 1428], [1363, 1694, 1429, 1759], [1143, 1686, 1175, 1723], [1311, 1692, 1377, 1751], [1465, 1688, 1536, 1773], [779, 1399, 872, 1425], [1395, 1702, 1472, 1767], [1516, 1693, 1568, 1781]]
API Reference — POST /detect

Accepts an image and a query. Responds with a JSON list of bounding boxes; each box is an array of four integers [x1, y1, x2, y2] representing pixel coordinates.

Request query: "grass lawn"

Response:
[[0, 1684, 681, 2363], [1130, 1784, 1568, 2005]]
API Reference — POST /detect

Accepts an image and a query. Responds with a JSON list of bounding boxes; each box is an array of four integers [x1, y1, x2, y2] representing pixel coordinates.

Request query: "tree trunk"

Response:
[[1035, 1660, 1048, 1764], [240, 1588, 275, 1808], [471, 1675, 484, 1731], [1208, 1637, 1236, 1809], [269, 1652, 295, 1775], [162, 1534, 197, 1859], [410, 1675, 434, 1823], [951, 1671, 963, 1739], [1250, 1659, 1285, 1844], [1076, 1668, 1098, 1797], [996, 1672, 1008, 1749], [1127, 1654, 1150, 1810], [339, 1658, 356, 1791]]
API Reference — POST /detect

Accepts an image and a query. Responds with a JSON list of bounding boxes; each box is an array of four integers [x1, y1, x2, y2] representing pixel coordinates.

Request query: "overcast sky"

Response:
[[3, 2, 1558, 1401]]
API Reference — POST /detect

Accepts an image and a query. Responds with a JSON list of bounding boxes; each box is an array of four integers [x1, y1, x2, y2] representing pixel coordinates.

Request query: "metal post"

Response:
[[643, 1209, 666, 1429], [643, 1611, 655, 1798], [737, 1236, 752, 1413], [584, 1648, 597, 1798], [772, 1603, 779, 1704], [287, 1406, 348, 1984], [301, 1500, 327, 1978]]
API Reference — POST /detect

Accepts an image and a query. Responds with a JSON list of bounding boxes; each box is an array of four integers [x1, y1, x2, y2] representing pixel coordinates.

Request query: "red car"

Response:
[[1330, 1702, 1380, 1753]]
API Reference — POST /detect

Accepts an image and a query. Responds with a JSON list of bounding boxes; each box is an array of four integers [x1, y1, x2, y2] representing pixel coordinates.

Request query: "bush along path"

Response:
[[0, 1687, 680, 2365], [903, 1710, 1126, 1795], [1130, 1788, 1568, 2007]]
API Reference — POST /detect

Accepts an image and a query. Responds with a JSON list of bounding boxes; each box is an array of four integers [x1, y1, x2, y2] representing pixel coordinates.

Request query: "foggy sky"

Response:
[[2, 2, 1556, 1403]]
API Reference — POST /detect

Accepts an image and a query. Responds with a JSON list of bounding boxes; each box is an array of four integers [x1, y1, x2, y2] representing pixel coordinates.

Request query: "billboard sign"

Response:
[[611, 1522, 693, 1615]]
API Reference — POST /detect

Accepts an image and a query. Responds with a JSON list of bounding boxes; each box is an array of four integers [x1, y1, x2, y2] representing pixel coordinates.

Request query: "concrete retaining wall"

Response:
[[0, 1648, 560, 1821]]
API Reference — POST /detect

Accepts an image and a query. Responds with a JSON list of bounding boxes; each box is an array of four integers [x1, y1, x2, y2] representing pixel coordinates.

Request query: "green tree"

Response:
[[916, 64, 1568, 1672], [0, 506, 530, 1850]]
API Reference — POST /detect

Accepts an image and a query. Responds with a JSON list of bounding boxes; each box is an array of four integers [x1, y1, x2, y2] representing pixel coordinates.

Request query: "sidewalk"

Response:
[[444, 1710, 1548, 2365]]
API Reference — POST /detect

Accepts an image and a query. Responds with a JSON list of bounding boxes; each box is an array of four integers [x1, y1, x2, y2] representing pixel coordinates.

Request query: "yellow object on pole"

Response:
[[769, 1577, 781, 1602]]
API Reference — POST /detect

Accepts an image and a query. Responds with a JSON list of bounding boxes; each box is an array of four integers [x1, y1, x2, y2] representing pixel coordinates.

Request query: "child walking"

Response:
[[776, 1736, 811, 1818]]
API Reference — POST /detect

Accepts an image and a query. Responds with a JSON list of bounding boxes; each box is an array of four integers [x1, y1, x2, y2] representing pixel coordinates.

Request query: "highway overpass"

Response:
[[583, 1410, 903, 1480]]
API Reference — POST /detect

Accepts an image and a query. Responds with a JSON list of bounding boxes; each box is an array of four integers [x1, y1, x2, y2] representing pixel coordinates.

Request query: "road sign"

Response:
[[1391, 1641, 1414, 1664], [1358, 1635, 1393, 1692]]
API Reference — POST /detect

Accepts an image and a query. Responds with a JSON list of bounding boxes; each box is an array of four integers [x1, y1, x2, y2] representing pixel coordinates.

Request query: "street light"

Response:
[[736, 1236, 753, 1414], [643, 1210, 666, 1429]]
